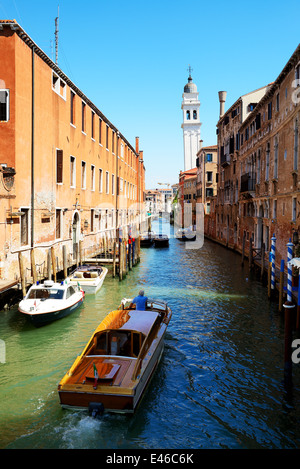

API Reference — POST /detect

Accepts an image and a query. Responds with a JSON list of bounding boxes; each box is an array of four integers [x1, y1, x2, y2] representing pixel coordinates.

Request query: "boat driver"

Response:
[[132, 290, 148, 310]]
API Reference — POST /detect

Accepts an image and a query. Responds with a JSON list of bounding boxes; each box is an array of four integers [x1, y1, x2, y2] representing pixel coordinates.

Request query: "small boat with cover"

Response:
[[58, 298, 172, 415], [68, 264, 108, 294]]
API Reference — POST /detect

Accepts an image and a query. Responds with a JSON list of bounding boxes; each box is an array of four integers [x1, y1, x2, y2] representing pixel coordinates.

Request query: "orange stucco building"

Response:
[[0, 20, 146, 283]]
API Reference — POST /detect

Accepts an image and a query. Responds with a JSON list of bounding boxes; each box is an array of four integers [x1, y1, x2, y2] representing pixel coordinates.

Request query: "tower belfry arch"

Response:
[[181, 67, 201, 171]]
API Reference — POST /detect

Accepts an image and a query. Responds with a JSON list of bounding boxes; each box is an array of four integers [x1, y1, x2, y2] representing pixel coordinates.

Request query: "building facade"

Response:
[[215, 85, 271, 247], [178, 167, 197, 227], [0, 20, 146, 283], [211, 43, 300, 268], [196, 145, 218, 214]]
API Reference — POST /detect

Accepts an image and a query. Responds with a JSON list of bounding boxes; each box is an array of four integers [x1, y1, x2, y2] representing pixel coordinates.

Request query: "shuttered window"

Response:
[[56, 209, 61, 239], [56, 149, 63, 183]]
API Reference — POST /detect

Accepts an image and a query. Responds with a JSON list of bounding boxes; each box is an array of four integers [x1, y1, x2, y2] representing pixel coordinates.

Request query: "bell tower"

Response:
[[181, 66, 201, 171]]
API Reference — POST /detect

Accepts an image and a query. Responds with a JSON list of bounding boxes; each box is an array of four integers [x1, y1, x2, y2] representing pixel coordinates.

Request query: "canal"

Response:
[[1, 219, 300, 449]]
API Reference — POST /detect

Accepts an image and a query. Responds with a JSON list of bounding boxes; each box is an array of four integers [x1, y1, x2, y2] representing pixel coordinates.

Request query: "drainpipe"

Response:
[[31, 46, 35, 247]]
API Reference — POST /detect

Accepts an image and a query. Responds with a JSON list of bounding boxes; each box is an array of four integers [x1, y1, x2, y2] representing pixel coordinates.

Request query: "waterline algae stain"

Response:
[[1, 221, 300, 448]]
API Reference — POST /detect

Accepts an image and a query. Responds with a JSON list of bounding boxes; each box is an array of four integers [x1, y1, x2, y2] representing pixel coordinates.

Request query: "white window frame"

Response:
[[99, 168, 103, 193], [81, 161, 86, 189], [106, 171, 109, 194], [70, 155, 76, 188], [0, 89, 9, 121], [91, 164, 95, 191]]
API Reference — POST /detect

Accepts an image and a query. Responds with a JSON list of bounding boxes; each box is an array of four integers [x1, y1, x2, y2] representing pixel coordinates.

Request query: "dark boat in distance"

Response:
[[140, 231, 155, 247], [175, 227, 196, 241], [58, 298, 172, 415], [153, 234, 169, 247]]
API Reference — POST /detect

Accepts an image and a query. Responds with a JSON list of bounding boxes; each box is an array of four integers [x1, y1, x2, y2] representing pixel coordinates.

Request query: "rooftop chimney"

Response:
[[135, 137, 139, 154], [218, 91, 227, 118]]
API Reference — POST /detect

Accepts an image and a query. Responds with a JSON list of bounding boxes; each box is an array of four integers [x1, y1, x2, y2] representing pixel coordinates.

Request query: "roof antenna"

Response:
[[55, 5, 59, 64]]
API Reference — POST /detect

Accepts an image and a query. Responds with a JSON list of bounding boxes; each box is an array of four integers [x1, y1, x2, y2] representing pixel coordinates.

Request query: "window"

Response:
[[20, 208, 29, 246], [292, 197, 297, 222], [112, 174, 115, 195], [276, 93, 279, 112], [206, 153, 213, 162], [91, 209, 94, 232], [91, 165, 95, 191], [273, 199, 277, 220], [206, 171, 213, 182], [106, 125, 109, 149], [52, 72, 66, 99], [265, 143, 270, 181], [99, 169, 103, 192], [82, 101, 86, 133], [81, 161, 86, 189], [274, 136, 278, 179], [70, 156, 76, 187], [106, 171, 109, 194], [268, 102, 272, 120], [56, 209, 61, 238], [193, 110, 197, 119], [99, 118, 102, 144], [0, 89, 9, 121], [186, 110, 190, 120], [70, 91, 75, 125], [294, 119, 299, 171], [257, 151, 261, 184], [56, 149, 63, 183], [91, 112, 95, 139], [112, 131, 115, 154]]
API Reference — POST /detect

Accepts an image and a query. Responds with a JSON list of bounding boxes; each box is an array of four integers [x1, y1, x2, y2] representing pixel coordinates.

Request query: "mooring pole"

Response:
[[270, 234, 276, 295], [279, 259, 284, 313]]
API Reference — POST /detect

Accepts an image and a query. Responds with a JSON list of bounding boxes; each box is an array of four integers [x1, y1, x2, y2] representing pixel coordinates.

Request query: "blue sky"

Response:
[[0, 0, 299, 188]]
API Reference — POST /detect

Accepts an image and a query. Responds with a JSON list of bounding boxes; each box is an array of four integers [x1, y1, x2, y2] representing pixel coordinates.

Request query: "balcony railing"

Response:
[[240, 174, 255, 193]]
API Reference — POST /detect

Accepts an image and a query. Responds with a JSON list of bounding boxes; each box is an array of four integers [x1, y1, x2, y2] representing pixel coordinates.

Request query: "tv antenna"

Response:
[[55, 5, 59, 64]]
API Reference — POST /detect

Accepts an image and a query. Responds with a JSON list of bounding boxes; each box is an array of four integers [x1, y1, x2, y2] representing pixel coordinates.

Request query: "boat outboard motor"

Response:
[[89, 402, 104, 419]]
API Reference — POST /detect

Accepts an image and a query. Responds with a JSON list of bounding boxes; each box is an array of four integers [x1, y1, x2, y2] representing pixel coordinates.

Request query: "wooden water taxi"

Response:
[[68, 264, 108, 294], [58, 298, 172, 415]]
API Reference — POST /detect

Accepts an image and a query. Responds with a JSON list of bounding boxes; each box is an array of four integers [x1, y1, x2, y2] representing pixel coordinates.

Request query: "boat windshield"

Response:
[[27, 288, 65, 300]]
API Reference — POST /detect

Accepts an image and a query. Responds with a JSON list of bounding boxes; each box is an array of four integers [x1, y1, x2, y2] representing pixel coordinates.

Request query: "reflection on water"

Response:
[[1, 219, 300, 448]]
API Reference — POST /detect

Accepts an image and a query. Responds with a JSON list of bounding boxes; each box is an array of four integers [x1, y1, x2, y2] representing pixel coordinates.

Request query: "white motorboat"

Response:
[[18, 279, 84, 327], [68, 264, 108, 294]]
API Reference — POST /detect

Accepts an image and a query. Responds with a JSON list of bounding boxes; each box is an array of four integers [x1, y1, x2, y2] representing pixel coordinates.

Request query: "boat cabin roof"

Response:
[[95, 310, 159, 337]]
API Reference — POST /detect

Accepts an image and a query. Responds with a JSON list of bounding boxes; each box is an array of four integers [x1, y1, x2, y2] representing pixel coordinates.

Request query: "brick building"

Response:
[[0, 20, 146, 283], [211, 43, 300, 267]]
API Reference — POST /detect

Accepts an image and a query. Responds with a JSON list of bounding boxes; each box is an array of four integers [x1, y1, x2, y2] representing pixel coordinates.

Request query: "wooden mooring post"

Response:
[[63, 245, 68, 279], [18, 252, 26, 297], [30, 248, 37, 284], [51, 246, 56, 282], [268, 252, 272, 299]]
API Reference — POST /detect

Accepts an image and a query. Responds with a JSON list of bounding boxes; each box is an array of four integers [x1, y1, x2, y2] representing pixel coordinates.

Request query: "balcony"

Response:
[[240, 174, 255, 195], [220, 152, 230, 167]]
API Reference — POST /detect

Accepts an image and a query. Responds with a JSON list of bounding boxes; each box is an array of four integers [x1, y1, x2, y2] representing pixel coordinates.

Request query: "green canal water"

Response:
[[1, 219, 300, 449]]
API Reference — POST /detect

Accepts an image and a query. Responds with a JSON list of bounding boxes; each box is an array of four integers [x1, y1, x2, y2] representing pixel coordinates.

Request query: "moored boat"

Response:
[[68, 264, 108, 294], [153, 234, 169, 247], [140, 231, 155, 247], [175, 227, 196, 241], [58, 298, 172, 415], [18, 280, 84, 327]]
